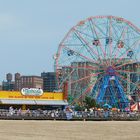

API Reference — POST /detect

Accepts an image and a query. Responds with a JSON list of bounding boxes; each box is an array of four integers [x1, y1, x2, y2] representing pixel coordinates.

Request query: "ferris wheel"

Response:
[[55, 16, 140, 108]]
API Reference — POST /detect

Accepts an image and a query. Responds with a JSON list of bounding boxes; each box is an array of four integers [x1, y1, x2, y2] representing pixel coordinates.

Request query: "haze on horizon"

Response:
[[0, 0, 140, 81]]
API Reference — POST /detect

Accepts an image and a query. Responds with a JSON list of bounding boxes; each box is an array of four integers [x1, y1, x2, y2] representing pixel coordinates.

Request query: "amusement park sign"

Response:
[[21, 88, 43, 96]]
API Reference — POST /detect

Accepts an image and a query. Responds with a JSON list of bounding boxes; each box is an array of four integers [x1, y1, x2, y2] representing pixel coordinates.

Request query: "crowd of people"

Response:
[[0, 106, 139, 120]]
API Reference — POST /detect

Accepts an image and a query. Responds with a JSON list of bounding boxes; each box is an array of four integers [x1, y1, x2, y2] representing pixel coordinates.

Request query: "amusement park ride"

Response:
[[55, 16, 140, 109]]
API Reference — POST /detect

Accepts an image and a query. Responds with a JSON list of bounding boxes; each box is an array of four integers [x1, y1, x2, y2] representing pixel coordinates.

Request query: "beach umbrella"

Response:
[[103, 103, 112, 108], [112, 108, 118, 111], [125, 107, 130, 111]]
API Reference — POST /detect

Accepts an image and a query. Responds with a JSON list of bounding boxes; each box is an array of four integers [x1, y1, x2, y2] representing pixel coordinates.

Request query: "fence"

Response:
[[0, 109, 140, 120]]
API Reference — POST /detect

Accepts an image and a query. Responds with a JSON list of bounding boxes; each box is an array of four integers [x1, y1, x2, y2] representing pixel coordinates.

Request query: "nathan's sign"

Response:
[[21, 88, 43, 96]]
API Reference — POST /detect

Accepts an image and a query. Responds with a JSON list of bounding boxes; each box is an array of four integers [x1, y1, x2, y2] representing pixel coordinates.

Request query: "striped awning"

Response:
[[0, 99, 68, 106]]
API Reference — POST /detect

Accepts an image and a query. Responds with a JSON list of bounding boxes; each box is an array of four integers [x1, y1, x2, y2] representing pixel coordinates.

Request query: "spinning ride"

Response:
[[55, 16, 140, 108]]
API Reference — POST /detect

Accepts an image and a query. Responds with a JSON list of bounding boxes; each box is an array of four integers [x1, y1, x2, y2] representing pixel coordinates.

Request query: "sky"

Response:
[[0, 0, 140, 81]]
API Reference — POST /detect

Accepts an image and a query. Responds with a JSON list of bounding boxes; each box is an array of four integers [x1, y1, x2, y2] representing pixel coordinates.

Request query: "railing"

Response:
[[0, 109, 140, 120]]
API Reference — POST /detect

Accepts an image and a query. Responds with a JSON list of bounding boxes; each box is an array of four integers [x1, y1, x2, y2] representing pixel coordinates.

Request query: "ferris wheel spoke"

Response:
[[62, 45, 100, 65], [111, 22, 119, 40], [114, 39, 140, 66], [74, 29, 93, 39], [107, 17, 114, 65], [110, 23, 127, 63], [88, 18, 96, 38], [90, 19, 106, 37], [118, 37, 140, 64], [121, 37, 140, 51], [116, 69, 140, 74], [58, 51, 80, 65], [57, 47, 97, 67], [112, 26, 128, 64], [58, 69, 75, 88], [91, 19, 107, 53], [59, 28, 74, 48], [90, 19, 109, 66], [88, 18, 107, 60], [73, 28, 103, 63], [70, 72, 104, 84], [58, 65, 104, 71], [114, 61, 138, 68], [117, 76, 138, 94], [117, 72, 139, 88], [117, 76, 137, 92], [71, 84, 94, 105], [71, 74, 105, 105], [113, 47, 128, 66], [62, 44, 85, 46], [74, 31, 99, 61]]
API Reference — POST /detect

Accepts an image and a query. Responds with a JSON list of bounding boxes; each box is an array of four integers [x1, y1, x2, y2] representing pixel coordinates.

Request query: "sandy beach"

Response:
[[0, 120, 139, 140]]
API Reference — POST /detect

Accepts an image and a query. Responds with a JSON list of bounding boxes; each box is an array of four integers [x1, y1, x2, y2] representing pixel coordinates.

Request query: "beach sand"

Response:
[[0, 120, 139, 140]]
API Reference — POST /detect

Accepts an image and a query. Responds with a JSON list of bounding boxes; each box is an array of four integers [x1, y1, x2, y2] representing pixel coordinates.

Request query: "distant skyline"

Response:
[[0, 0, 140, 81]]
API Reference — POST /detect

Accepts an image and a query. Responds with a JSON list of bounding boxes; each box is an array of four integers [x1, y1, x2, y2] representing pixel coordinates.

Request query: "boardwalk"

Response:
[[0, 120, 140, 140]]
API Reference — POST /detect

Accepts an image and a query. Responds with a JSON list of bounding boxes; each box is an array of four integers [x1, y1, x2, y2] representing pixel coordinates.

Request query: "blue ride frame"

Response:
[[91, 66, 129, 109]]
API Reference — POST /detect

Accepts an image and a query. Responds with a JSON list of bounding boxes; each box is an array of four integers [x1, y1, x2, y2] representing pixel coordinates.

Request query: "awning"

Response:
[[0, 99, 68, 106], [34, 100, 68, 105], [0, 99, 35, 105]]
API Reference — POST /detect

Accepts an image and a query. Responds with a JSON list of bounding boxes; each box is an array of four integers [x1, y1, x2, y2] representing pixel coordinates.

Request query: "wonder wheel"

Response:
[[55, 16, 140, 108]]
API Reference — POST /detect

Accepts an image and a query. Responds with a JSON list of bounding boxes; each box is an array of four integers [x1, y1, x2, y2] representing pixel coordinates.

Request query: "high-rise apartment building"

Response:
[[41, 72, 57, 92], [14, 73, 43, 91], [2, 73, 15, 91]]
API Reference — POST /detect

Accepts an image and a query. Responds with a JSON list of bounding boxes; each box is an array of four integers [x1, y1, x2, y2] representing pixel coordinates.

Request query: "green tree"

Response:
[[83, 96, 96, 109], [67, 95, 74, 103], [74, 104, 85, 111]]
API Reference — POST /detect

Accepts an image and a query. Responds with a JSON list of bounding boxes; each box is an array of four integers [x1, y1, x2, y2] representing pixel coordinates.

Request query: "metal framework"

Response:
[[55, 16, 140, 108]]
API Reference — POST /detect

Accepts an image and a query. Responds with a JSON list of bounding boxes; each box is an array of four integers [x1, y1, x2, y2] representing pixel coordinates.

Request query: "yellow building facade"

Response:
[[0, 89, 68, 110]]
